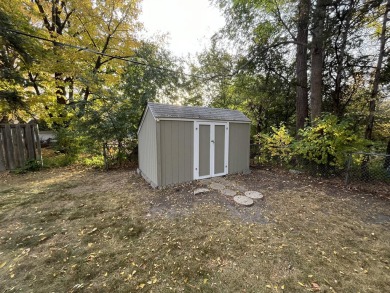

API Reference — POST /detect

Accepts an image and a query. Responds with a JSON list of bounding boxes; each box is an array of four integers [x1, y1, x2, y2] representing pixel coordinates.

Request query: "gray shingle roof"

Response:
[[148, 103, 250, 122]]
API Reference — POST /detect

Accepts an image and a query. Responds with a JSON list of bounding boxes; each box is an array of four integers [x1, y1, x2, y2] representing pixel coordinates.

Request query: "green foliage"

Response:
[[295, 115, 367, 168], [54, 128, 83, 159], [81, 155, 105, 169], [11, 160, 42, 174], [69, 41, 181, 166], [256, 115, 368, 169], [255, 124, 294, 164], [43, 153, 74, 168], [1, 0, 142, 125]]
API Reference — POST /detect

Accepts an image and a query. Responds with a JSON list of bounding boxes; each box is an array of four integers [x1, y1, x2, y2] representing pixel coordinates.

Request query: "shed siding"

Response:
[[138, 108, 158, 185], [160, 120, 193, 186], [229, 123, 250, 173]]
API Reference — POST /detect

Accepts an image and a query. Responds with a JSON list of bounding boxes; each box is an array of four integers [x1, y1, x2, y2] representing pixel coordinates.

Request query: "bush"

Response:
[[254, 124, 294, 164], [295, 115, 366, 169], [255, 115, 368, 171], [54, 127, 82, 159], [12, 160, 42, 174]]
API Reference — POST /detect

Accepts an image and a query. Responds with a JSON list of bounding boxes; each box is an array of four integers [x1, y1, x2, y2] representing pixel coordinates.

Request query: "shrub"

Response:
[[12, 160, 42, 174], [254, 124, 294, 164], [294, 115, 367, 169]]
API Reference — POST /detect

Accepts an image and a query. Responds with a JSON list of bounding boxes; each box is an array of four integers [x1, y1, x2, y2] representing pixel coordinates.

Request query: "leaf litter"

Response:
[[0, 167, 389, 292]]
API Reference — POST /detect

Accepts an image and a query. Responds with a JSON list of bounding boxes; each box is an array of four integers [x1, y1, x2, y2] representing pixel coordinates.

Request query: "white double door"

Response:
[[194, 122, 229, 179]]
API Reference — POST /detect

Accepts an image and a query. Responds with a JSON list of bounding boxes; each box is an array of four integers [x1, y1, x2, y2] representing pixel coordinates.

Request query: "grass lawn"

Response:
[[0, 166, 389, 292]]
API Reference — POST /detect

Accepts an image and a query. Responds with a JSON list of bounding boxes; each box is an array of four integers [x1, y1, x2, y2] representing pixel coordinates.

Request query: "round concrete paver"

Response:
[[234, 195, 254, 206], [193, 188, 210, 195], [245, 191, 264, 199], [210, 182, 225, 190], [221, 189, 236, 196]]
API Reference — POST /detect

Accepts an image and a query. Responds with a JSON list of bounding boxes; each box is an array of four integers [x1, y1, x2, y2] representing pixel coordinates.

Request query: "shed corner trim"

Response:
[[137, 104, 157, 135]]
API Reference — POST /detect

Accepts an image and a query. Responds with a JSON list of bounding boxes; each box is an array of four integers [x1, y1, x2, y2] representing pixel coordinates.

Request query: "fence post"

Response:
[[345, 153, 352, 185], [103, 142, 108, 171], [0, 127, 6, 171], [33, 124, 43, 165]]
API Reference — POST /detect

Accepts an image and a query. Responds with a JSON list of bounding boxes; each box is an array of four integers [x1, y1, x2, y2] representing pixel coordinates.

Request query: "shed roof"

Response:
[[148, 102, 251, 122]]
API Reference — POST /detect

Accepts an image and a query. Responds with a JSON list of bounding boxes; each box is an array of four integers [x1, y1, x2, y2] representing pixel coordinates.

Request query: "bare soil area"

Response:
[[0, 167, 389, 292]]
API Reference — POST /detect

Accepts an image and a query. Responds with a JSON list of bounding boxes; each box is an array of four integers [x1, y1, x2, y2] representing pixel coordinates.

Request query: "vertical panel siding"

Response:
[[160, 120, 193, 186], [228, 123, 250, 174], [138, 109, 158, 185]]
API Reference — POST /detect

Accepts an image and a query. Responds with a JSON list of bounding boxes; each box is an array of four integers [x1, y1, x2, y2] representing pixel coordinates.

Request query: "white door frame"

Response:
[[194, 121, 229, 180]]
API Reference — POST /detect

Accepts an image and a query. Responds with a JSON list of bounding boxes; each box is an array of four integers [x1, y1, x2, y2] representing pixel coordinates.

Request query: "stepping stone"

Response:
[[245, 191, 264, 199], [212, 177, 227, 183], [289, 169, 303, 175], [221, 189, 236, 196], [193, 188, 210, 195], [234, 185, 248, 192], [200, 178, 213, 185], [210, 182, 225, 190], [234, 195, 254, 206]]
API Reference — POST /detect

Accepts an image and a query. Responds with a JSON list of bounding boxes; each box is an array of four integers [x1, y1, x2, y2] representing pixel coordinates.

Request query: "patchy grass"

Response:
[[0, 167, 389, 292]]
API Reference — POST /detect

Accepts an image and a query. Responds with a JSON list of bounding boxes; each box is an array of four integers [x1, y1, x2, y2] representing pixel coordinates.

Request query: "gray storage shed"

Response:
[[137, 103, 251, 187]]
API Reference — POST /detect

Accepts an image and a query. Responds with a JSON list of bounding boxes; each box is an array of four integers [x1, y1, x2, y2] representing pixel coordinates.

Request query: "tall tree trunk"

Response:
[[310, 0, 328, 122], [34, 0, 73, 106], [332, 0, 354, 118], [365, 0, 390, 140], [295, 0, 310, 131]]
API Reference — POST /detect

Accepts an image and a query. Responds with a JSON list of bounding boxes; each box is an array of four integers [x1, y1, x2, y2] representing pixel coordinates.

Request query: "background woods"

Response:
[[0, 0, 389, 169]]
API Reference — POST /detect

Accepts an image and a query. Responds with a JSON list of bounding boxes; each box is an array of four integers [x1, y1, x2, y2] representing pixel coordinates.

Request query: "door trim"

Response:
[[194, 121, 229, 180]]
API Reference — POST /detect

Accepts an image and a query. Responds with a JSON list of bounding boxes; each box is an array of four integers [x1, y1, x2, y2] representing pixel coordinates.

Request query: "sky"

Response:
[[139, 0, 225, 58]]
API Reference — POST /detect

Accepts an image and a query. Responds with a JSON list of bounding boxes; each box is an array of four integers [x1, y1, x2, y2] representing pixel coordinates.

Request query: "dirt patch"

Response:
[[148, 179, 269, 224]]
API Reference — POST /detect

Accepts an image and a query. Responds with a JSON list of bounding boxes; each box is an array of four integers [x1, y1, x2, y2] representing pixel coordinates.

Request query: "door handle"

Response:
[[211, 140, 215, 143]]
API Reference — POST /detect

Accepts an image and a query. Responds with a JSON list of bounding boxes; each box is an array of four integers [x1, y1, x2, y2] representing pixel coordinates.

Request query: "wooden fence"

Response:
[[0, 123, 42, 171]]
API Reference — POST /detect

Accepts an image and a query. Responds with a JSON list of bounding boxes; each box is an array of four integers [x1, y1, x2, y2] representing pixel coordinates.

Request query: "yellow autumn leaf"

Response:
[[266, 284, 272, 288], [203, 278, 208, 284], [298, 282, 305, 287], [138, 283, 145, 289], [0, 262, 6, 269], [281, 285, 285, 290]]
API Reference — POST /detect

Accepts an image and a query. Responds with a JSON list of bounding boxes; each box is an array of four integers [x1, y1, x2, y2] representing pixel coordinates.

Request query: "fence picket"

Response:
[[4, 125, 15, 170], [33, 124, 42, 163], [0, 129, 6, 171], [12, 126, 22, 168], [25, 125, 35, 160], [16, 125, 26, 166], [0, 123, 40, 171]]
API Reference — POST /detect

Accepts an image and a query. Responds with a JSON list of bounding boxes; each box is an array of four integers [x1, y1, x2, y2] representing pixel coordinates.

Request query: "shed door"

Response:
[[194, 122, 229, 179]]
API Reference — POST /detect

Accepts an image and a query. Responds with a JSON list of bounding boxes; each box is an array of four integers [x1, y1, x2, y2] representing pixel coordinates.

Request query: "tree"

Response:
[[310, 0, 330, 121], [16, 0, 141, 124], [76, 41, 183, 157], [365, 0, 390, 140], [295, 0, 310, 130], [0, 1, 46, 122]]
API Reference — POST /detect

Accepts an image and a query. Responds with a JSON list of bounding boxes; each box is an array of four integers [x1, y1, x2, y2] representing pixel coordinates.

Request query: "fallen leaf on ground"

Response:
[[311, 282, 320, 291]]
